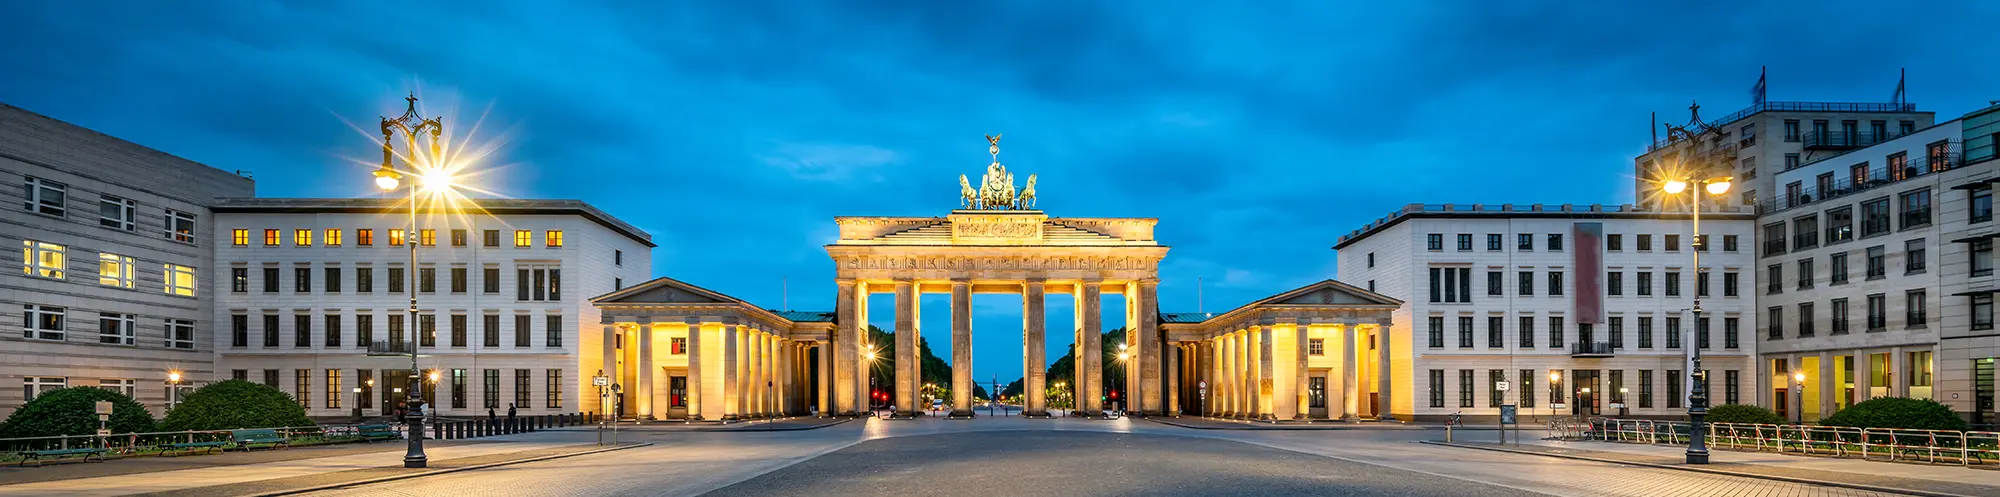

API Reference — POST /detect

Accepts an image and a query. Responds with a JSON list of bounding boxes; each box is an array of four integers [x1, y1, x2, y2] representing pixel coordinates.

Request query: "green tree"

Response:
[[160, 380, 314, 431], [0, 387, 156, 438], [1704, 404, 1784, 425]]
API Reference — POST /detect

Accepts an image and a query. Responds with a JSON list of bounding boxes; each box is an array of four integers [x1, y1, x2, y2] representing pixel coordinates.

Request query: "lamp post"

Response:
[[352, 387, 364, 419], [1581, 387, 1593, 416], [1792, 371, 1807, 424], [1548, 370, 1561, 419], [166, 371, 183, 412], [1659, 174, 1732, 464], [1619, 387, 1630, 417], [374, 94, 447, 469]]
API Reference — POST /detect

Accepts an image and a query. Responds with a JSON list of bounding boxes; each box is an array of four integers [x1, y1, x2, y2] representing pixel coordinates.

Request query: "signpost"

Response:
[[95, 401, 113, 447], [592, 372, 610, 445]]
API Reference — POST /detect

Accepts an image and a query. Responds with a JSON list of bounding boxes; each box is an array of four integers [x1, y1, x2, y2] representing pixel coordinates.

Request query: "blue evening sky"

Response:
[[4, 1, 1996, 386]]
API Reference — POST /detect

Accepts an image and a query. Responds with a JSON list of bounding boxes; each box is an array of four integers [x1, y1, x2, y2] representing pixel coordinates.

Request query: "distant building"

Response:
[[209, 198, 653, 418], [1634, 101, 1934, 212], [1, 103, 256, 418], [1334, 203, 1758, 421]]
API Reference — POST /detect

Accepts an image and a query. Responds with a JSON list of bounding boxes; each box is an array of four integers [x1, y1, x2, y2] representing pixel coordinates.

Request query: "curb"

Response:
[[710, 417, 855, 432], [1421, 440, 1977, 497], [248, 442, 653, 496], [1145, 417, 1477, 431]]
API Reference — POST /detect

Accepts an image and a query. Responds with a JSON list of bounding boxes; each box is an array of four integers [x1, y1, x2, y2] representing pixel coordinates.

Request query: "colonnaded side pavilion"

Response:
[[588, 136, 1405, 421]]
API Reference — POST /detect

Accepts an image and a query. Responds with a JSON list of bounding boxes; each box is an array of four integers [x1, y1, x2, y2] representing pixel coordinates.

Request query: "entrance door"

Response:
[[1368, 392, 1380, 418], [381, 369, 410, 415], [668, 375, 687, 418], [1774, 388, 1790, 420], [1308, 376, 1327, 418], [1571, 370, 1600, 416]]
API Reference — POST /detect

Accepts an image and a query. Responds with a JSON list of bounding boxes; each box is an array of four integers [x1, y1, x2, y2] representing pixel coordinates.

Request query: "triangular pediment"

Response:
[[1263, 280, 1403, 307], [590, 277, 739, 305]]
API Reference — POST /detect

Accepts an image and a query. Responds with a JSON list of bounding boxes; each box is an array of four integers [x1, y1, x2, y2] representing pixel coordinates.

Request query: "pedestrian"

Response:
[[507, 403, 517, 421], [488, 406, 497, 421]]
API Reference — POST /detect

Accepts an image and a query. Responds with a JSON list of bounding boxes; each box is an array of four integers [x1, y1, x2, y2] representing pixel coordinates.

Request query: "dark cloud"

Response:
[[2, 0, 1996, 383]]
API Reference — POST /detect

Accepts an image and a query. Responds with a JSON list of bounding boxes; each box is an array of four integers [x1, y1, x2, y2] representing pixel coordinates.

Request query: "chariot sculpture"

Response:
[[959, 133, 1038, 210]]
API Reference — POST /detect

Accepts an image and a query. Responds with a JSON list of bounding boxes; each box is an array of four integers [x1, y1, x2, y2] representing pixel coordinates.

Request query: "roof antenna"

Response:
[[782, 277, 789, 311], [1198, 277, 1205, 316]]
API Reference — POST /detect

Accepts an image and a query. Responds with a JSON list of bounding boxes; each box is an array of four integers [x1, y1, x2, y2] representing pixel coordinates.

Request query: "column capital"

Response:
[[1257, 316, 1279, 327], [836, 277, 857, 285], [1138, 278, 1161, 287], [684, 316, 703, 325], [950, 278, 971, 286]]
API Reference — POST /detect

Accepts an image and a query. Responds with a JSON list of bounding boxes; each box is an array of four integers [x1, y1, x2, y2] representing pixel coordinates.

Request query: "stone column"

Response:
[[816, 343, 831, 415], [637, 323, 655, 420], [1257, 324, 1275, 420], [721, 324, 740, 420], [855, 282, 873, 414], [600, 324, 617, 416], [745, 329, 762, 417], [950, 279, 973, 417], [1080, 281, 1104, 416], [1342, 324, 1359, 421], [1023, 280, 1048, 416], [767, 333, 780, 417], [834, 280, 858, 416], [1222, 333, 1237, 417], [894, 280, 918, 416], [1238, 330, 1252, 418], [1294, 322, 1310, 420], [1376, 321, 1395, 421], [686, 321, 703, 420], [1123, 283, 1140, 414], [1137, 280, 1161, 415], [1852, 352, 1872, 403], [1166, 342, 1181, 416], [1818, 350, 1836, 418]]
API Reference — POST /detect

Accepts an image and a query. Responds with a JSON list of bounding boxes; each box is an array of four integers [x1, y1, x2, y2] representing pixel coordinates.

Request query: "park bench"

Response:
[[161, 440, 229, 456], [231, 429, 290, 451], [356, 424, 401, 442], [15, 447, 107, 466]]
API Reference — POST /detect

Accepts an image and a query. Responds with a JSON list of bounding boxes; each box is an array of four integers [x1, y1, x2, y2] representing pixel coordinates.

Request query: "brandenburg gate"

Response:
[[590, 135, 1405, 422]]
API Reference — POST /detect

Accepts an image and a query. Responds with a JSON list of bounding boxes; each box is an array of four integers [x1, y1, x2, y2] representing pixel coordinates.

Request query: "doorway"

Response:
[[1571, 370, 1601, 416]]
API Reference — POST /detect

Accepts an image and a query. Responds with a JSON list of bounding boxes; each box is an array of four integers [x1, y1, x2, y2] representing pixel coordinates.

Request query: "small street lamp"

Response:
[[352, 387, 364, 419], [1619, 387, 1630, 417], [1792, 371, 1807, 424], [1548, 371, 1562, 419], [166, 371, 183, 412]]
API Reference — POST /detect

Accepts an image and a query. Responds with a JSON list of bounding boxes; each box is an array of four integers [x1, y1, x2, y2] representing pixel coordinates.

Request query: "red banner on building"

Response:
[[1573, 222, 1604, 324]]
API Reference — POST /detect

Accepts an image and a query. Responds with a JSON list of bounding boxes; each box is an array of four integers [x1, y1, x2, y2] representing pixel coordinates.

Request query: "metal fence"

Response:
[[0, 412, 599, 463], [1575, 417, 2000, 467]]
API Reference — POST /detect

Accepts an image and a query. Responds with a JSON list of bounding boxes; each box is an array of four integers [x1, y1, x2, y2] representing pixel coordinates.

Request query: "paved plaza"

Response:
[[11, 416, 1997, 496]]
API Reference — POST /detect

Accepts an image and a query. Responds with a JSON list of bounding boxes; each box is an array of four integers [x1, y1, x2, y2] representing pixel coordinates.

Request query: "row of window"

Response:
[[1777, 118, 1916, 143], [229, 368, 564, 410], [1427, 267, 1743, 303], [22, 377, 144, 404], [20, 304, 198, 348], [1423, 314, 1742, 350], [1411, 232, 1737, 255], [232, 228, 566, 249], [227, 264, 563, 301], [1763, 289, 1969, 341], [228, 311, 567, 349], [1766, 189, 1953, 256], [22, 240, 198, 296], [1426, 369, 1741, 409], [1761, 240, 1981, 296], [25, 177, 199, 244]]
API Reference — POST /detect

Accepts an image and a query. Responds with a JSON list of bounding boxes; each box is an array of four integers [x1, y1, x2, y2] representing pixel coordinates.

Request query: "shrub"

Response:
[[0, 387, 157, 438], [1704, 404, 1784, 425], [160, 380, 313, 431], [1819, 397, 1967, 431]]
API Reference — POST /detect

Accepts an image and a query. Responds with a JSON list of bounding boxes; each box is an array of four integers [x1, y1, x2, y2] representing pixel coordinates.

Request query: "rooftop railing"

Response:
[[1757, 153, 1962, 215], [1647, 101, 1920, 151]]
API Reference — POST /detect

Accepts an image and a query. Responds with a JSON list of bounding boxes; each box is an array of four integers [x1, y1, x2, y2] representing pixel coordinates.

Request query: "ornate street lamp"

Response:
[[1660, 101, 1737, 465], [375, 93, 448, 469], [166, 371, 183, 411]]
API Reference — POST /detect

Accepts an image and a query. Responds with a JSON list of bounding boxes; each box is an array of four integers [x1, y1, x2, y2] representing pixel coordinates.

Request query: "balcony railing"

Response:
[[1803, 130, 1901, 149], [367, 340, 414, 356], [1756, 153, 1962, 216], [1570, 342, 1615, 358]]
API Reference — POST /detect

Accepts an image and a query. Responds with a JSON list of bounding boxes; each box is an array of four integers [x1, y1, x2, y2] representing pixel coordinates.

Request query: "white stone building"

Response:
[[1, 103, 256, 418], [1933, 103, 2000, 425], [1635, 100, 1935, 212], [1751, 114, 1967, 422], [209, 198, 652, 419], [1334, 203, 1758, 421]]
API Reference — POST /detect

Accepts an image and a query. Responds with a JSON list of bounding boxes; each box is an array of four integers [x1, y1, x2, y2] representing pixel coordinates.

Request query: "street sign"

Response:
[[95, 401, 114, 415], [593, 376, 610, 387], [1499, 405, 1516, 424], [1609, 403, 1627, 409], [1495, 381, 1510, 392], [1551, 402, 1567, 409], [96, 429, 110, 436]]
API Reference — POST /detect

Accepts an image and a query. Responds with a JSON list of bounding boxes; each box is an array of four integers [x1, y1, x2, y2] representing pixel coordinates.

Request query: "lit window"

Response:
[[98, 253, 135, 288], [232, 229, 250, 246], [389, 229, 406, 246], [99, 313, 135, 345], [420, 229, 436, 246], [99, 195, 136, 231], [22, 240, 65, 279], [166, 318, 195, 349], [357, 229, 374, 246], [295, 229, 312, 246], [264, 229, 280, 246], [164, 264, 196, 296], [165, 209, 196, 244], [514, 230, 532, 247], [545, 230, 564, 248], [325, 228, 343, 246], [23, 304, 65, 340], [24, 177, 66, 216]]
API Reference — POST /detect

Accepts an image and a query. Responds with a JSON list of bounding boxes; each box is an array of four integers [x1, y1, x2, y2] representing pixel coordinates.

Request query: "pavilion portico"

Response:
[[589, 278, 833, 420], [1161, 281, 1403, 421]]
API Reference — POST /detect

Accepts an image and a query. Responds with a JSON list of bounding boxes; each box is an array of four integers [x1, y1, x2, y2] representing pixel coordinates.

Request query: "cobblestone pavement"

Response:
[[296, 417, 1918, 497]]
